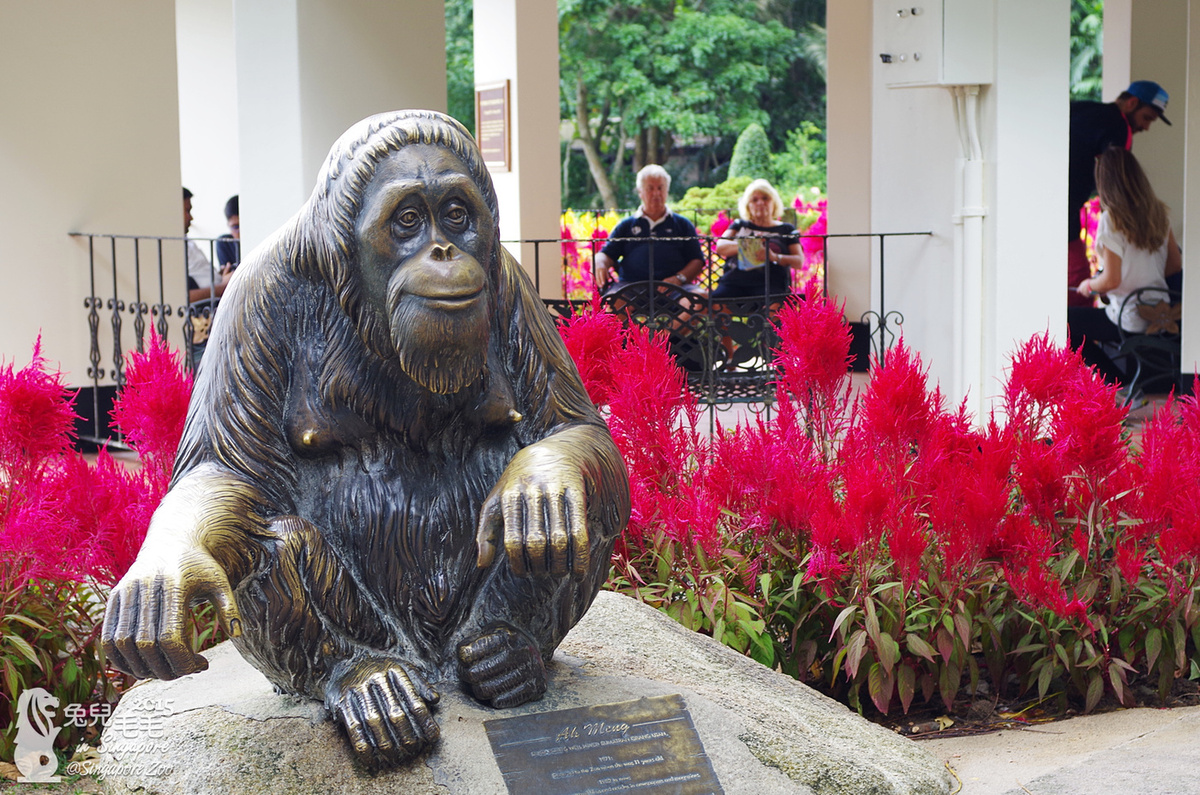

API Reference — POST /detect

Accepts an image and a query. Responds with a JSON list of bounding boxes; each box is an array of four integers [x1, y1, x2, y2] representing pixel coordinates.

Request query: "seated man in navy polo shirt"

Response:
[[593, 164, 706, 294]]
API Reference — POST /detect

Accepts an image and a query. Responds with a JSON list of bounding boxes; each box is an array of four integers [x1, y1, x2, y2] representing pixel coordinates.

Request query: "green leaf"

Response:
[[938, 662, 961, 712], [877, 631, 899, 675], [936, 627, 955, 663], [3, 634, 42, 670], [829, 604, 858, 641], [864, 598, 881, 650], [1038, 658, 1054, 700], [867, 662, 893, 715], [1054, 643, 1071, 671], [1145, 628, 1163, 674], [953, 612, 971, 650], [1, 658, 23, 704], [1108, 661, 1129, 705], [897, 663, 917, 714], [1, 613, 52, 634], [905, 633, 938, 664], [846, 629, 870, 679], [1085, 672, 1103, 713]]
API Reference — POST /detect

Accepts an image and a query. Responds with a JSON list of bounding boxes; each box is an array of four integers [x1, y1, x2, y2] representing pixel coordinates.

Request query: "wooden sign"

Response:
[[476, 80, 511, 171], [484, 694, 723, 794]]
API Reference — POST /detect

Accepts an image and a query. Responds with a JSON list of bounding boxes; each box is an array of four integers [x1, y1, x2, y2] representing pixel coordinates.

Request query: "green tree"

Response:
[[445, 0, 474, 131], [771, 121, 826, 196], [560, 0, 802, 208], [1070, 0, 1103, 102], [728, 123, 773, 180]]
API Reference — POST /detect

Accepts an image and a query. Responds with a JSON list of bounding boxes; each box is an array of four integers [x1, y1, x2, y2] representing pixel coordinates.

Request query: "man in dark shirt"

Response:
[[1067, 80, 1170, 306], [594, 164, 705, 292]]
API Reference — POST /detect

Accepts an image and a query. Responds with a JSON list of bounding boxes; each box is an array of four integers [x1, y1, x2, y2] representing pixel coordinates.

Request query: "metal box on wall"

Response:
[[877, 0, 995, 87]]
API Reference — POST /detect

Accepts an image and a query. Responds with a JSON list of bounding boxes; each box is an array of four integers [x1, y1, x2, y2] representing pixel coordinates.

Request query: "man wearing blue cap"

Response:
[[1067, 80, 1171, 306]]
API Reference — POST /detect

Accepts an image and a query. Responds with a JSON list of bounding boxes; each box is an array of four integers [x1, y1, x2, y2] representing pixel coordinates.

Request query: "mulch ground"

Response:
[[878, 675, 1200, 740]]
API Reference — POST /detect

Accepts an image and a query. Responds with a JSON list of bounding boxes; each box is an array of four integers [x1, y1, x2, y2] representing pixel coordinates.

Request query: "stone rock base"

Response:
[[99, 592, 950, 794]]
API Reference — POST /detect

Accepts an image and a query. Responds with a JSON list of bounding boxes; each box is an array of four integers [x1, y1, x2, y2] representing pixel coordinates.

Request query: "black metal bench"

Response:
[[1113, 286, 1183, 399]]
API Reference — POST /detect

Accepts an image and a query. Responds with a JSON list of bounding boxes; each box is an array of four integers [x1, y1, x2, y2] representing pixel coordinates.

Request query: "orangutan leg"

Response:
[[232, 515, 393, 700], [457, 623, 548, 708], [324, 656, 441, 768]]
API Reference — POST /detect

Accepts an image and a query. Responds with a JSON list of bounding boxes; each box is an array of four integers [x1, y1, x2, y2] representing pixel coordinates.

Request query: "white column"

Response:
[[990, 1, 1070, 386], [826, 0, 874, 321], [1180, 0, 1200, 378], [0, 0, 183, 382], [176, 0, 241, 240], [233, 0, 448, 251], [1102, 0, 1132, 100], [473, 0, 562, 297], [1129, 1, 1188, 242]]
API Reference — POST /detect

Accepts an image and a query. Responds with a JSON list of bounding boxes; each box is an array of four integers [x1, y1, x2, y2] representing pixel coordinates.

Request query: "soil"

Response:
[[876, 673, 1200, 740]]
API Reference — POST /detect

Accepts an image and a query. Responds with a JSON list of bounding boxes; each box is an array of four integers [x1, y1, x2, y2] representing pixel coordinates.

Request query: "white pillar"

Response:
[[1102, 0, 1132, 100], [1129, 1, 1187, 242], [176, 0, 241, 240], [826, 0, 874, 321], [473, 0, 562, 297], [233, 0, 448, 251], [0, 0, 183, 382], [990, 1, 1070, 389], [1180, 0, 1200, 378]]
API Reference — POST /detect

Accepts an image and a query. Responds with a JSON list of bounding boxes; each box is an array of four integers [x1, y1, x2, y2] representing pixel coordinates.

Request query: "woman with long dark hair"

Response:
[[1069, 147, 1181, 385]]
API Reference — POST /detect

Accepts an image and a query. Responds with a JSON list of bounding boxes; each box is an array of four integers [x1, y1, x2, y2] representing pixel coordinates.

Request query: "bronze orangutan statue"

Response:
[[101, 110, 630, 768]]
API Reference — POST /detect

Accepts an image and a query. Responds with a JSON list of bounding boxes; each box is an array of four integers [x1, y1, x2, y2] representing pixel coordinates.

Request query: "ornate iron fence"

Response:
[[72, 229, 928, 445]]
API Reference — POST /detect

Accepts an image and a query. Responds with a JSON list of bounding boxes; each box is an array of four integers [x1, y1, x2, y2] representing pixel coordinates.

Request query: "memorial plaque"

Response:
[[484, 694, 723, 795], [475, 81, 510, 171]]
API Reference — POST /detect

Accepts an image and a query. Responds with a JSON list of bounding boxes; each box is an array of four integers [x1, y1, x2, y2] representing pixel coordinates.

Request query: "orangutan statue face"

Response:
[[354, 144, 498, 394]]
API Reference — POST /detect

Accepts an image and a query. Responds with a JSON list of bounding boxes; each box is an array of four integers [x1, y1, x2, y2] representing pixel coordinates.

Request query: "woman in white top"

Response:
[[1069, 147, 1181, 384]]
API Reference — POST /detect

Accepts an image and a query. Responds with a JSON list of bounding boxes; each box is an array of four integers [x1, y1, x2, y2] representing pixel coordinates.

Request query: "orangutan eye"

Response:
[[393, 207, 422, 238], [442, 202, 469, 231]]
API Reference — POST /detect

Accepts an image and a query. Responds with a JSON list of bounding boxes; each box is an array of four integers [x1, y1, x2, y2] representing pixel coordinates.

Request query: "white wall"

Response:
[[234, 0, 448, 252], [989, 0, 1070, 395], [176, 0, 240, 240], [826, 1, 874, 320], [1181, 1, 1200, 376], [1129, 1, 1188, 249], [474, 0, 562, 295], [859, 0, 1068, 413], [0, 1, 183, 385], [867, 67, 957, 392]]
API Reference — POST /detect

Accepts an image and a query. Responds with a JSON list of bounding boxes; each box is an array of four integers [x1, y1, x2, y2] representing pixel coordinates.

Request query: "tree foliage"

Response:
[[771, 120, 826, 196], [728, 123, 773, 180], [1070, 0, 1103, 102], [560, 0, 822, 208], [445, 0, 474, 131]]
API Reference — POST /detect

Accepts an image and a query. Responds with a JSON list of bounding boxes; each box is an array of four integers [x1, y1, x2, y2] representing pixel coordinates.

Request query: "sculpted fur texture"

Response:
[[102, 110, 630, 768]]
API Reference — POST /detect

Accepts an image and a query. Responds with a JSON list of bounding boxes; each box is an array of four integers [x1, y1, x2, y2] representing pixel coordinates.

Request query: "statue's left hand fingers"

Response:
[[546, 485, 588, 578], [526, 488, 551, 576], [564, 485, 590, 577], [475, 490, 504, 569]]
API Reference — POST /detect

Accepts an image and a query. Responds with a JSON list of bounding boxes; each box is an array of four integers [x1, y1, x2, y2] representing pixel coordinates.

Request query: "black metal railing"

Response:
[[73, 227, 929, 444], [70, 232, 228, 446]]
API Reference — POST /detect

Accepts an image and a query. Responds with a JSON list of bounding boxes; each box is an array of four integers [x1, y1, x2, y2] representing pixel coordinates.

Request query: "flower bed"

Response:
[[0, 336, 217, 763], [558, 288, 1200, 718]]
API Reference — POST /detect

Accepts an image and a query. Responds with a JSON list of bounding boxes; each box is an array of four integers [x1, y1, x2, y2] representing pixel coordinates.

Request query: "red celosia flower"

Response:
[[0, 338, 79, 491], [709, 211, 732, 239], [110, 330, 193, 490], [556, 300, 625, 406]]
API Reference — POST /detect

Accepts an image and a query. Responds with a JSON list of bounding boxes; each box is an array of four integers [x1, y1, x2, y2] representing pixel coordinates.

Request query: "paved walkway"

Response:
[[925, 705, 1200, 794]]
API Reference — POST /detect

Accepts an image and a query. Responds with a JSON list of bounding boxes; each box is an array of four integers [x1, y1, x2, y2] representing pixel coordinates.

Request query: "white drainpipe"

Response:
[[950, 85, 987, 418]]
